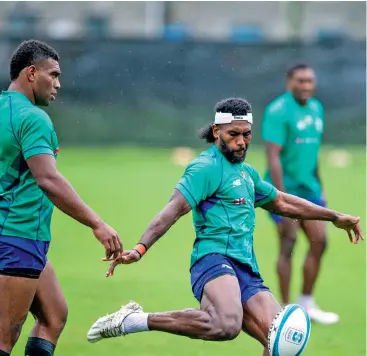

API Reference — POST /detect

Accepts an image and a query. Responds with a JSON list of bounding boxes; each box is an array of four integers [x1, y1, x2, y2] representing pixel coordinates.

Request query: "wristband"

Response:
[[134, 243, 147, 258]]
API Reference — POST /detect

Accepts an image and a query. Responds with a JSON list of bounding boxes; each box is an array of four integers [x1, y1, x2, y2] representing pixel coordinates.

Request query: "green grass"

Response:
[[13, 146, 366, 356]]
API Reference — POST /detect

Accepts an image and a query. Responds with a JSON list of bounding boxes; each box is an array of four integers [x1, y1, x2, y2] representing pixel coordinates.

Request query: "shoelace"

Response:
[[100, 312, 124, 338]]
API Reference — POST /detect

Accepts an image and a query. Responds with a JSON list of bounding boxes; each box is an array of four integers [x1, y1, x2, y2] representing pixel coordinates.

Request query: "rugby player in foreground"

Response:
[[87, 98, 362, 355], [0, 40, 122, 355]]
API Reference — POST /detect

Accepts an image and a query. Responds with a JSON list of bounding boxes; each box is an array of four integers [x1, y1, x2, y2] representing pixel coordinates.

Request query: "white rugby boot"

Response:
[[87, 301, 145, 343], [298, 296, 339, 325]]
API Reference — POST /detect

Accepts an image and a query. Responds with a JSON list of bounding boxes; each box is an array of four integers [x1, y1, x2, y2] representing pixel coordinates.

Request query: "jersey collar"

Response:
[[1, 90, 33, 104]]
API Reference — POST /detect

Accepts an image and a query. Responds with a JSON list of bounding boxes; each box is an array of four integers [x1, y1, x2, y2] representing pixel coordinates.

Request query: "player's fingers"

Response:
[[106, 260, 119, 277], [352, 226, 359, 243], [103, 238, 114, 258], [111, 237, 120, 259], [116, 235, 123, 251], [355, 224, 364, 241], [102, 256, 117, 262], [108, 237, 118, 258], [352, 230, 358, 244], [347, 229, 353, 243]]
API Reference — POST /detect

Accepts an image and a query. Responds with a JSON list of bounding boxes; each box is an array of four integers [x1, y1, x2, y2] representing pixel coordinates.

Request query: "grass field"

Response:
[[13, 146, 365, 356]]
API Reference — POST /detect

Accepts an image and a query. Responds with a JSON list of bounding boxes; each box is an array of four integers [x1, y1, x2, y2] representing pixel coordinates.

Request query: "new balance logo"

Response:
[[233, 179, 241, 187], [221, 264, 233, 270]]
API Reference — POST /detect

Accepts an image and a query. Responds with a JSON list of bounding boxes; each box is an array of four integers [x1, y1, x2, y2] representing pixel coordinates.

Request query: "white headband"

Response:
[[214, 112, 253, 125]]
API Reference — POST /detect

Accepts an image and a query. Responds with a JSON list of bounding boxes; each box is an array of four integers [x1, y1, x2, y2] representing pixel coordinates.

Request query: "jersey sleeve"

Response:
[[261, 102, 287, 147], [19, 110, 55, 160], [249, 166, 278, 208], [175, 158, 219, 209]]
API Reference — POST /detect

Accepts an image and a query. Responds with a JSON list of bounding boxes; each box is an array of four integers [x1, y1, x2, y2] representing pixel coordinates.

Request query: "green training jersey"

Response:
[[262, 92, 324, 199], [0, 91, 59, 241], [176, 145, 277, 275]]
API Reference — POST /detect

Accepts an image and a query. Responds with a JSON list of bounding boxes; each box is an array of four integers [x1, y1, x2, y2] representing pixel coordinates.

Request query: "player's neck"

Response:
[[291, 94, 308, 107], [8, 82, 35, 104]]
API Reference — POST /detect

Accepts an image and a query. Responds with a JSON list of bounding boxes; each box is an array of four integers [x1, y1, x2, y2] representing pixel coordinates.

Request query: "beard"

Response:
[[219, 136, 248, 163]]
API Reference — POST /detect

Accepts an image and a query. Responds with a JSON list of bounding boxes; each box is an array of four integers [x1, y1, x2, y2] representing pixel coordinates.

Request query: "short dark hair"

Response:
[[10, 39, 59, 80], [286, 63, 311, 78], [214, 97, 252, 116], [199, 98, 252, 143]]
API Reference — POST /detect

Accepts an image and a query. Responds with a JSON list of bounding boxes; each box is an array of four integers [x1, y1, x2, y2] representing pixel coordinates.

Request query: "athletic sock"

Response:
[[25, 337, 55, 356], [122, 312, 150, 334], [298, 294, 315, 308]]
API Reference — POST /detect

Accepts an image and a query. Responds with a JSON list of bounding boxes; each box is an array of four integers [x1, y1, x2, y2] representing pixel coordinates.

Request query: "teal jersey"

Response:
[[0, 91, 59, 241], [176, 145, 277, 275], [262, 92, 324, 199]]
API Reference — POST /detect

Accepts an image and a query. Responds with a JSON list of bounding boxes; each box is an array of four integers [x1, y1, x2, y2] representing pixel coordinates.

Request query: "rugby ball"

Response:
[[268, 304, 311, 356]]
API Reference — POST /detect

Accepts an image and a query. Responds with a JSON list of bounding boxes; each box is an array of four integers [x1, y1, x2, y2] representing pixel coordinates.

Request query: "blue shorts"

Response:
[[270, 197, 326, 224], [0, 235, 50, 279], [190, 253, 270, 303]]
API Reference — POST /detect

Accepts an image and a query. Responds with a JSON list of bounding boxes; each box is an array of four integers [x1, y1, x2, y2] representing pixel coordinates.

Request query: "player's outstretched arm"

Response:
[[27, 154, 122, 259], [262, 191, 364, 244], [104, 189, 191, 277]]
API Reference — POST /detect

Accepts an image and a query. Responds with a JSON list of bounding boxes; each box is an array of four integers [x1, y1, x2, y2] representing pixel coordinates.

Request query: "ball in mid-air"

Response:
[[268, 304, 311, 356]]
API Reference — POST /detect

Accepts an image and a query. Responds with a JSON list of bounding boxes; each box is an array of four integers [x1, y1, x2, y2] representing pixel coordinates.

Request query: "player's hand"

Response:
[[332, 215, 364, 244], [102, 250, 141, 277], [92, 223, 123, 259]]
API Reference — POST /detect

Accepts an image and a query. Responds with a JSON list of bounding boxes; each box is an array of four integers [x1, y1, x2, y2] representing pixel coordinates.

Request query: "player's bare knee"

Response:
[[36, 304, 68, 335], [310, 236, 327, 256], [280, 236, 296, 259], [212, 313, 242, 340], [51, 308, 68, 334]]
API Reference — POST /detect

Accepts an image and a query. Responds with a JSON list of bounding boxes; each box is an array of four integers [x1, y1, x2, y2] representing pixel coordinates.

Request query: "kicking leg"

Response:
[[241, 291, 282, 356], [26, 262, 68, 355], [88, 274, 243, 342]]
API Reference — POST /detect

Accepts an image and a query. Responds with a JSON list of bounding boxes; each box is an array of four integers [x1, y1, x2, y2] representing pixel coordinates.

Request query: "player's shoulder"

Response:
[[186, 146, 222, 172], [264, 93, 289, 116], [242, 162, 261, 180], [17, 105, 53, 131], [308, 97, 324, 112]]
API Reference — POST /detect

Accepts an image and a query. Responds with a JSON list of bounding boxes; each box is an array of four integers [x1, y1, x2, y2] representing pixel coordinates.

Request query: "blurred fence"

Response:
[[0, 38, 365, 147]]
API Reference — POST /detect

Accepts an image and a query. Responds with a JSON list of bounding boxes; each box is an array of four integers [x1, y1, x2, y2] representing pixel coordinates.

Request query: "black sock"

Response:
[[25, 337, 55, 356], [0, 350, 10, 356]]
